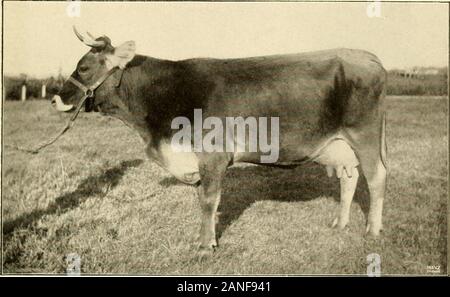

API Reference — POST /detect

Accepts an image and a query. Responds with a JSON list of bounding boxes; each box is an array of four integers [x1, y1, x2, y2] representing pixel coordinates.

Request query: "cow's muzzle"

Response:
[[51, 95, 74, 112]]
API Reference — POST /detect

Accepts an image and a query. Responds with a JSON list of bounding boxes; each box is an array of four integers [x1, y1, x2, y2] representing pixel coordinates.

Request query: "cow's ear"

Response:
[[107, 41, 136, 69]]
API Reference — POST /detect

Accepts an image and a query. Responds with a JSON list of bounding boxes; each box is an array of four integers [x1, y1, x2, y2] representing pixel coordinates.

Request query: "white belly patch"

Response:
[[150, 142, 200, 185]]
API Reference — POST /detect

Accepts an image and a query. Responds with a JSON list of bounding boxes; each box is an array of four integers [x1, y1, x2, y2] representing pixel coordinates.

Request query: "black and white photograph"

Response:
[[1, 1, 448, 278]]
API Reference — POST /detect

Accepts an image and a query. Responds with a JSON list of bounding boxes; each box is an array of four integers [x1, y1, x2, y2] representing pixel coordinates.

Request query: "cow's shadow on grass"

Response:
[[161, 162, 370, 240], [3, 159, 143, 237]]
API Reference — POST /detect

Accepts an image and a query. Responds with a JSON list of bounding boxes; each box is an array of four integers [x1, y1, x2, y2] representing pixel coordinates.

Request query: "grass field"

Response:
[[2, 96, 448, 275]]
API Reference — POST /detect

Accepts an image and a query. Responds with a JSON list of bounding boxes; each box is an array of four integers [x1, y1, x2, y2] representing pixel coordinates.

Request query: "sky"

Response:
[[3, 1, 449, 78]]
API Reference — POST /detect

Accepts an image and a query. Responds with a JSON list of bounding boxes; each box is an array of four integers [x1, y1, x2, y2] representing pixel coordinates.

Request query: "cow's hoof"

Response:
[[197, 246, 214, 261], [365, 223, 383, 237], [331, 217, 348, 230]]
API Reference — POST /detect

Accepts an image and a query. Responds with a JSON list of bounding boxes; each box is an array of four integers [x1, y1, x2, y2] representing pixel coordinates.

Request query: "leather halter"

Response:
[[67, 67, 118, 118]]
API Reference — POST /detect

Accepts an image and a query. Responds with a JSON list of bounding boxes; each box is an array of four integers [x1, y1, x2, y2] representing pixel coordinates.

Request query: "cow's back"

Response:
[[183, 48, 386, 121]]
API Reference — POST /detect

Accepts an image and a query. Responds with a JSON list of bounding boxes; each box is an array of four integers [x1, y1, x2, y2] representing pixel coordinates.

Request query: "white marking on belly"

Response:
[[153, 142, 200, 185]]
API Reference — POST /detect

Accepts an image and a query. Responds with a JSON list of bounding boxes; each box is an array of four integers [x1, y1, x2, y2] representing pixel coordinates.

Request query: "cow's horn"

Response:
[[73, 26, 105, 48], [51, 95, 74, 112], [86, 31, 96, 39]]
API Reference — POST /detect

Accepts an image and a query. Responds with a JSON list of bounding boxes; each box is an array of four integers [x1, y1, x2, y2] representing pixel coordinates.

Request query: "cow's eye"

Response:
[[79, 66, 89, 73]]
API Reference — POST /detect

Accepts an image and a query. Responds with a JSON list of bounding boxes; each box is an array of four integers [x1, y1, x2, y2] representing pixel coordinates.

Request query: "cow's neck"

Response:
[[111, 55, 210, 149]]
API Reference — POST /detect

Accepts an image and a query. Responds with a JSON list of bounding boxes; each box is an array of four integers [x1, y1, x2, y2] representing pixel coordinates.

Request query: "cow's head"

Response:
[[52, 27, 136, 113]]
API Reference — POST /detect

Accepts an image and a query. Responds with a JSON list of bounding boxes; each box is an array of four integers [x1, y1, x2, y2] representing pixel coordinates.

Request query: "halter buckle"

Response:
[[85, 89, 94, 98]]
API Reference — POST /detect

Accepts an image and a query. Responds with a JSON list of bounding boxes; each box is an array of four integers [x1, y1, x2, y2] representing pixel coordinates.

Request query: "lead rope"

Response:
[[4, 94, 90, 154], [4, 67, 118, 154]]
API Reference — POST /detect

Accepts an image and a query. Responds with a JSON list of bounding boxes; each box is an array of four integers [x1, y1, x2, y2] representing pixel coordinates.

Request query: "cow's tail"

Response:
[[380, 112, 387, 169]]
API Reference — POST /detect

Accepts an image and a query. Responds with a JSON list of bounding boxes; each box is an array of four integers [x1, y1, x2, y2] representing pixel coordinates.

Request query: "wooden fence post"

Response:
[[42, 84, 47, 98], [21, 85, 27, 101]]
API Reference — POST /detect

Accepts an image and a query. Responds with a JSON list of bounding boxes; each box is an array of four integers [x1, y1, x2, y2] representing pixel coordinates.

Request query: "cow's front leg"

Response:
[[196, 153, 230, 259]]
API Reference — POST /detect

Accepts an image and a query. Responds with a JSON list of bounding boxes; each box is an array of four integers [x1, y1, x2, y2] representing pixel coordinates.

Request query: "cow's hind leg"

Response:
[[316, 140, 360, 229], [347, 115, 387, 236], [196, 153, 230, 259], [359, 151, 386, 236], [331, 166, 359, 229]]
